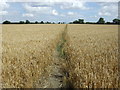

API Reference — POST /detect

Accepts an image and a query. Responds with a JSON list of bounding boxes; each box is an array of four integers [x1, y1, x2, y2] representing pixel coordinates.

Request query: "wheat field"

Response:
[[2, 24, 64, 88], [66, 24, 118, 88], [1, 24, 119, 88]]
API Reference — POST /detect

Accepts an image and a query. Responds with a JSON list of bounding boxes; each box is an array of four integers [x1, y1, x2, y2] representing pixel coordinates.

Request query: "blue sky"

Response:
[[0, 0, 119, 23]]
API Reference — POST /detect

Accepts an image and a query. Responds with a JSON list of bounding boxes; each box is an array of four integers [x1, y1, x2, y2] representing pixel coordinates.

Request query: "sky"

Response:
[[0, 0, 119, 23]]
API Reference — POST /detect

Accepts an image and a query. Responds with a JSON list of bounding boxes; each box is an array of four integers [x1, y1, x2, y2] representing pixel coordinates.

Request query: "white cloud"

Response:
[[23, 3, 60, 16], [23, 0, 89, 16], [0, 0, 9, 10], [60, 1, 89, 10], [98, 12, 111, 16], [67, 12, 75, 15], [60, 14, 65, 17], [24, 3, 52, 13], [98, 3, 118, 17], [91, 0, 118, 1], [60, 12, 81, 18], [23, 1, 88, 17], [90, 15, 98, 18], [22, 13, 34, 17], [4, 0, 119, 2], [52, 9, 58, 15], [0, 11, 8, 15], [0, 0, 9, 15]]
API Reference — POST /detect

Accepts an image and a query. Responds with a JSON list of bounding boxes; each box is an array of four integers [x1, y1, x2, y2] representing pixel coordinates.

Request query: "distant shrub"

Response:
[[3, 20, 11, 24], [19, 21, 25, 24]]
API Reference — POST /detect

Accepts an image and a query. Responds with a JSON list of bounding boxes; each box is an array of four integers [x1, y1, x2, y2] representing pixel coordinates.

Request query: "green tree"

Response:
[[26, 20, 30, 24], [46, 21, 51, 24], [72, 19, 84, 24], [113, 19, 120, 24], [78, 19, 84, 24], [3, 20, 11, 24], [40, 21, 44, 24], [35, 21, 38, 24], [62, 22, 65, 24], [19, 21, 25, 24], [73, 20, 79, 24], [97, 17, 105, 24]]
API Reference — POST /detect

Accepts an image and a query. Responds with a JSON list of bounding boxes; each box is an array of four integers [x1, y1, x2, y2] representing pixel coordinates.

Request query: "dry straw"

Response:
[[1, 24, 119, 88]]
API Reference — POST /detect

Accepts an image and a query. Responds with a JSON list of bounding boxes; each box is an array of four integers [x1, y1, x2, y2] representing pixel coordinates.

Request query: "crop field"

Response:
[[67, 25, 118, 88], [1, 24, 119, 88], [2, 24, 64, 88]]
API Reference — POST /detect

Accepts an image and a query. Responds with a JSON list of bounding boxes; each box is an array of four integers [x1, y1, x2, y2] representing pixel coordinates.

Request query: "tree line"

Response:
[[2, 20, 56, 24], [69, 18, 120, 24], [2, 17, 120, 24]]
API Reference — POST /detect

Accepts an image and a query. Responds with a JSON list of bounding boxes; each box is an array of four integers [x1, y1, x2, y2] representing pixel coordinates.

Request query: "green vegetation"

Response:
[[19, 21, 25, 24], [3, 20, 11, 24], [57, 25, 68, 59], [25, 20, 30, 24], [113, 18, 120, 24], [97, 17, 105, 24], [71, 19, 84, 24], [2, 18, 120, 24]]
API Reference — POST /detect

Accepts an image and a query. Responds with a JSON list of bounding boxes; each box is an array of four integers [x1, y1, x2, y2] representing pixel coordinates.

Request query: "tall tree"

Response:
[[26, 20, 30, 24], [97, 17, 105, 24], [78, 19, 84, 24], [40, 21, 44, 24]]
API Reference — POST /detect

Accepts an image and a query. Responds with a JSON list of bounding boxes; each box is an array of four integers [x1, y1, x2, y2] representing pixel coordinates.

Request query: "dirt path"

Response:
[[35, 25, 70, 88], [41, 51, 66, 88]]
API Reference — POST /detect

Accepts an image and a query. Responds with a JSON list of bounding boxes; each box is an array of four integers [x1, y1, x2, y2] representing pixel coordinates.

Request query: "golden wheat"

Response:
[[1, 24, 118, 88], [2, 24, 64, 88], [66, 24, 118, 88]]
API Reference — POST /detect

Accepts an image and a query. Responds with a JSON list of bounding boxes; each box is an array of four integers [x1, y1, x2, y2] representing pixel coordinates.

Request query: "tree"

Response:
[[86, 22, 92, 24], [106, 22, 113, 24], [97, 17, 105, 24], [61, 22, 65, 24], [78, 19, 84, 24], [52, 22, 55, 24], [46, 21, 51, 24], [113, 19, 120, 24], [25, 20, 30, 24], [3, 20, 11, 24], [35, 21, 38, 24], [19, 21, 25, 24], [72, 19, 84, 24], [73, 20, 79, 24], [40, 21, 44, 24]]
